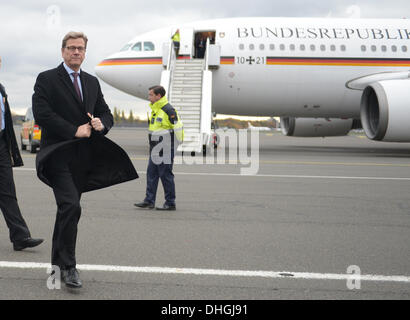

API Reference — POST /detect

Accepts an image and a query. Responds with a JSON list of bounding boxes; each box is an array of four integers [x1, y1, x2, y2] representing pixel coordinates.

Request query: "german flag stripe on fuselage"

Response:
[[98, 57, 163, 66], [221, 56, 235, 65], [266, 57, 410, 67]]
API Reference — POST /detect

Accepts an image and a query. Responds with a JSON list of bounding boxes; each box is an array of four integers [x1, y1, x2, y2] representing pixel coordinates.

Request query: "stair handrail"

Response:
[[204, 37, 211, 71], [167, 40, 176, 71]]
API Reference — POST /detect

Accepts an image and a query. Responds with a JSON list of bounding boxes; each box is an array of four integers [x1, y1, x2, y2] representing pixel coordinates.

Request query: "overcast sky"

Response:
[[0, 0, 409, 118]]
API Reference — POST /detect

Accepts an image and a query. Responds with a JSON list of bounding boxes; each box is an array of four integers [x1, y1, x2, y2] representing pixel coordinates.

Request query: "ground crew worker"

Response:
[[171, 29, 180, 56], [135, 85, 183, 211]]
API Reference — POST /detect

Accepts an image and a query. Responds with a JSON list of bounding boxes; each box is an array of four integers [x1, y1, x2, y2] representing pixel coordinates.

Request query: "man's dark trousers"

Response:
[[144, 150, 175, 206], [46, 146, 82, 270], [0, 133, 31, 242]]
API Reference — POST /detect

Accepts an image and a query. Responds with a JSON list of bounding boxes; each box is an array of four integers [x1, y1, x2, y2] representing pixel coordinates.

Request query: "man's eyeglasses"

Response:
[[65, 46, 86, 52]]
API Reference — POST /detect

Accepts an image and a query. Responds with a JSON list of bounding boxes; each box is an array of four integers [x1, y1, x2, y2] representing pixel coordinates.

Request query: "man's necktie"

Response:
[[72, 73, 83, 101]]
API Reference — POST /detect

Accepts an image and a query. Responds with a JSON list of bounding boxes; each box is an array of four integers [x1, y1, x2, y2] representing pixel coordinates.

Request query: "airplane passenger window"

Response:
[[120, 43, 132, 51], [402, 46, 407, 52], [330, 45, 336, 51], [290, 44, 295, 51], [300, 44, 306, 51], [381, 45, 387, 52], [361, 45, 366, 52], [392, 45, 397, 52], [340, 45, 346, 51], [249, 44, 255, 50], [269, 44, 275, 50], [320, 44, 326, 51], [260, 44, 265, 50], [144, 42, 155, 51], [371, 45, 377, 52], [310, 44, 316, 51], [239, 44, 245, 50], [131, 42, 142, 51], [280, 44, 285, 51]]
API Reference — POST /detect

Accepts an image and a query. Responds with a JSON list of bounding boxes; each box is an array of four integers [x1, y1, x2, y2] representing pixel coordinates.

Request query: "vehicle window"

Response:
[[239, 44, 245, 50], [25, 108, 33, 121], [131, 42, 142, 51], [144, 42, 155, 51]]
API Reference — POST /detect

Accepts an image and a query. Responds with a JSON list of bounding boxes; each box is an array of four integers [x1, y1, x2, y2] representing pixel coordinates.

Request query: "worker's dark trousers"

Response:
[[144, 151, 175, 206]]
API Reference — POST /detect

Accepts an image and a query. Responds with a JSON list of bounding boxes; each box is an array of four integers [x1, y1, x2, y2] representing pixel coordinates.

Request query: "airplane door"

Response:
[[179, 27, 194, 57]]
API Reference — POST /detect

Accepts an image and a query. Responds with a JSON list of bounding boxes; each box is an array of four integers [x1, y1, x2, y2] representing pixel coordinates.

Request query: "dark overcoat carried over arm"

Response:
[[32, 63, 138, 193], [0, 83, 23, 167]]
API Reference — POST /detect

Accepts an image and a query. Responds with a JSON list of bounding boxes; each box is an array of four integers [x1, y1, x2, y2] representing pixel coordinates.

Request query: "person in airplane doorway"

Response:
[[0, 56, 44, 252], [134, 85, 184, 211], [171, 29, 180, 57], [32, 32, 138, 289], [196, 35, 206, 59]]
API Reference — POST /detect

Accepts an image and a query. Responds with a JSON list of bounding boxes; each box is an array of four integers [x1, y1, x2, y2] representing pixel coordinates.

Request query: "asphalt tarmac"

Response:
[[0, 127, 409, 300]]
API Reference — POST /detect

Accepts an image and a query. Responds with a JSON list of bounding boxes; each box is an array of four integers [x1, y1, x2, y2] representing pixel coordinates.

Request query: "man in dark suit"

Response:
[[0, 56, 44, 251], [32, 32, 138, 289]]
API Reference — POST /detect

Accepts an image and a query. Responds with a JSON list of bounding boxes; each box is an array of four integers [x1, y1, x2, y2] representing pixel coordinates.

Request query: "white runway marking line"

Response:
[[0, 261, 409, 283], [13, 168, 410, 181]]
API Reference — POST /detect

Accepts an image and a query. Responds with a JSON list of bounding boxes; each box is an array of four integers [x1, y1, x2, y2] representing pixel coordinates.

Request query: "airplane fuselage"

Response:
[[96, 17, 410, 118]]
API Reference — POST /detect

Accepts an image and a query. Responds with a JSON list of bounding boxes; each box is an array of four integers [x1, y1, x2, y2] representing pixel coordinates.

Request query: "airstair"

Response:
[[161, 39, 218, 154]]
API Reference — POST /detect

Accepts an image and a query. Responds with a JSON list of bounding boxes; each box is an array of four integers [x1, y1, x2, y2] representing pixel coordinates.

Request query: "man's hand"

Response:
[[75, 123, 92, 138], [87, 113, 105, 132]]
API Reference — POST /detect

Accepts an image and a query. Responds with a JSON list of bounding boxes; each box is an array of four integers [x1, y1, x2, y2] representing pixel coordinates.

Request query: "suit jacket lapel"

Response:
[[57, 63, 83, 106]]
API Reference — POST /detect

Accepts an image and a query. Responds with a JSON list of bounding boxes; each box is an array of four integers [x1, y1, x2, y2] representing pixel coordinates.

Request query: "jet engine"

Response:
[[360, 79, 410, 142], [280, 117, 354, 137]]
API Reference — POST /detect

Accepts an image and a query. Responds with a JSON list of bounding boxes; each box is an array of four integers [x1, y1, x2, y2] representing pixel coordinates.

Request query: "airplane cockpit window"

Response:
[[120, 43, 132, 51], [144, 42, 155, 51], [131, 42, 142, 51]]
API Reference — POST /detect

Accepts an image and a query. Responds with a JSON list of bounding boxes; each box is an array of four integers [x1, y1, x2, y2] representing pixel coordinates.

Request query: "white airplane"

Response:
[[95, 17, 410, 143], [247, 122, 271, 131]]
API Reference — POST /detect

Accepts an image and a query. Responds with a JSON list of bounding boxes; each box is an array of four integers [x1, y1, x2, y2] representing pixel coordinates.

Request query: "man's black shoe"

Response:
[[134, 202, 155, 209], [62, 268, 82, 289], [13, 238, 44, 251], [156, 204, 176, 211]]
